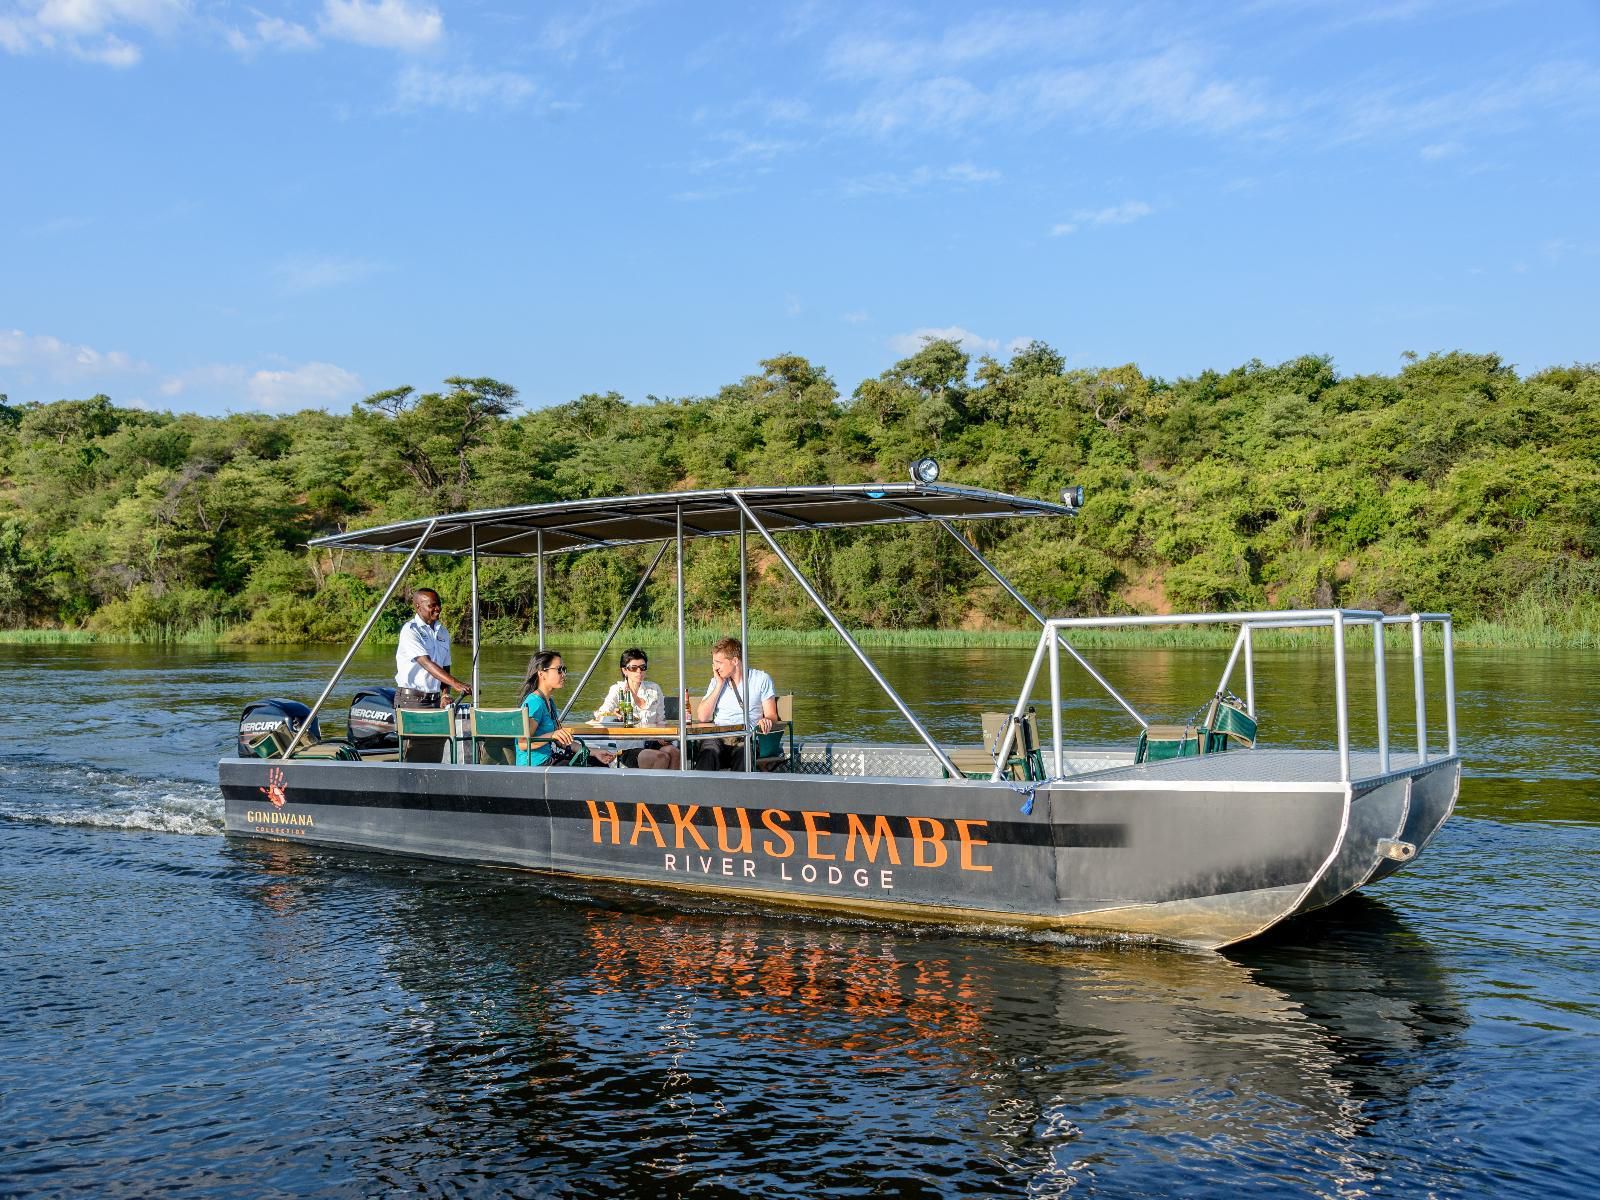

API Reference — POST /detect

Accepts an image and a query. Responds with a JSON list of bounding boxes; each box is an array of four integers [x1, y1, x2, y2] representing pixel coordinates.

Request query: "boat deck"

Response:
[[791, 742, 1448, 788], [1064, 748, 1442, 788]]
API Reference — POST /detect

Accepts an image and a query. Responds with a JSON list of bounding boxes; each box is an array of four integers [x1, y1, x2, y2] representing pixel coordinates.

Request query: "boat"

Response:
[[217, 479, 1460, 950]]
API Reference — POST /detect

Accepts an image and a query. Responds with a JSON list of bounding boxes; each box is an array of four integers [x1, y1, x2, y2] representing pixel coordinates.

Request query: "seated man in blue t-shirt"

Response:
[[692, 636, 778, 771]]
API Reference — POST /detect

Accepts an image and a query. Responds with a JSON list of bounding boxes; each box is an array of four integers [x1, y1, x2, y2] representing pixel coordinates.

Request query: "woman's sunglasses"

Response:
[[623, 663, 648, 673]]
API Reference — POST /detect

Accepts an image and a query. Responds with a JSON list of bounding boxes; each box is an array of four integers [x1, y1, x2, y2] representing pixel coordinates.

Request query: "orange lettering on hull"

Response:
[[906, 816, 948, 868], [843, 814, 901, 865], [760, 808, 795, 858]]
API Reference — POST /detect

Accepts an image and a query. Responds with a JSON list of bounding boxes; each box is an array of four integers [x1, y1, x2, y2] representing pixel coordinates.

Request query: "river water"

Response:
[[1, 641, 1596, 1198]]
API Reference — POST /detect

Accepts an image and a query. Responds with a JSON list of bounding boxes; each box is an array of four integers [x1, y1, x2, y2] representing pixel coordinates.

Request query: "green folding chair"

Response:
[[1134, 692, 1257, 764], [980, 710, 1046, 780], [470, 707, 529, 766], [754, 694, 796, 771], [396, 707, 457, 763]]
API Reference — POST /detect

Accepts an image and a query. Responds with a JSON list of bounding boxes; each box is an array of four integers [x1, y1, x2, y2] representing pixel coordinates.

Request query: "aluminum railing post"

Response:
[[1215, 628, 1247, 700], [1244, 624, 1256, 718], [740, 509, 751, 772], [994, 631, 1050, 780], [1049, 623, 1063, 779], [1372, 616, 1390, 774], [470, 526, 480, 703], [1410, 614, 1427, 764], [285, 518, 438, 758], [1443, 617, 1458, 756], [676, 508, 688, 771], [469, 526, 479, 764], [536, 529, 545, 648], [1332, 610, 1350, 783]]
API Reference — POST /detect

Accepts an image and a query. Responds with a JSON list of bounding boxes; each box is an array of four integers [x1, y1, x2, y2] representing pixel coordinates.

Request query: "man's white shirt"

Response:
[[396, 617, 451, 691], [705, 667, 775, 724]]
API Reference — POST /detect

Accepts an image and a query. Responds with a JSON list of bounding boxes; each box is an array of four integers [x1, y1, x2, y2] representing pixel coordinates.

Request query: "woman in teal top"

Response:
[[517, 650, 612, 767]]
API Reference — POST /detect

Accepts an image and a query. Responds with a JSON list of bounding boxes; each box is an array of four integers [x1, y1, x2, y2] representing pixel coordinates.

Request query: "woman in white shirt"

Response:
[[594, 648, 679, 769]]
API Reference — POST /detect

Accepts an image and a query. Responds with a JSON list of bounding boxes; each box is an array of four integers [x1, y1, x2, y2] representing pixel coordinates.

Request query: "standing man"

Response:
[[693, 636, 778, 771], [395, 588, 471, 762]]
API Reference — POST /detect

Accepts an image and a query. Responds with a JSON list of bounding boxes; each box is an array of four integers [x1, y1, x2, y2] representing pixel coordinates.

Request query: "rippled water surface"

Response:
[[2, 642, 1597, 1198]]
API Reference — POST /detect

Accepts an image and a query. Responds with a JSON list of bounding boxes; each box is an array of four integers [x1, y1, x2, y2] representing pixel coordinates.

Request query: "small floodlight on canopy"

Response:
[[909, 457, 941, 485], [1061, 485, 1084, 509]]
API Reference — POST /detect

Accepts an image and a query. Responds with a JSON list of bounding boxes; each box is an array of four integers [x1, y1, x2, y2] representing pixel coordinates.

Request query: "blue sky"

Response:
[[2, 0, 1597, 416]]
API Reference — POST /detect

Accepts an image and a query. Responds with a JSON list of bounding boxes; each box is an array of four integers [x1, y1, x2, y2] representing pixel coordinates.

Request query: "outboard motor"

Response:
[[347, 687, 398, 752], [237, 699, 321, 758]]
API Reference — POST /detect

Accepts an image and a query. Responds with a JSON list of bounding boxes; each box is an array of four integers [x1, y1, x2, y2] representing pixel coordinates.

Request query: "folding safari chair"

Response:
[[980, 709, 1046, 781], [753, 694, 796, 771], [1134, 692, 1257, 763], [396, 707, 457, 764], [470, 707, 529, 766]]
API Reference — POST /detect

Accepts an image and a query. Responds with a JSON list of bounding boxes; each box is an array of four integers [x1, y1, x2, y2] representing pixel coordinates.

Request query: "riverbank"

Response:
[[4, 610, 1595, 649]]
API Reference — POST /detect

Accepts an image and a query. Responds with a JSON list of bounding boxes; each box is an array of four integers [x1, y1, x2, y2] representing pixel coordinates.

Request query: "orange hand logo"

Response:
[[259, 766, 287, 808]]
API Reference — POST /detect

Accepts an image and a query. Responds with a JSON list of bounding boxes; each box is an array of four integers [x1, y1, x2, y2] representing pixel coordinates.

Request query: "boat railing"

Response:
[[998, 609, 1458, 785]]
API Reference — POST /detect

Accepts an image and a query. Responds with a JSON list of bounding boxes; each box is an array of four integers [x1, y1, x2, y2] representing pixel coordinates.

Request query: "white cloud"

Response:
[[320, 0, 442, 52], [842, 162, 1001, 196], [0, 327, 148, 381], [842, 310, 870, 325], [1005, 337, 1035, 354], [764, 97, 810, 123], [33, 0, 183, 36], [825, 11, 1111, 82], [827, 12, 1270, 140], [847, 48, 1271, 138], [392, 63, 537, 111], [160, 360, 362, 411], [888, 326, 999, 356], [247, 362, 363, 410], [1051, 199, 1152, 236], [670, 184, 754, 203], [538, 0, 646, 60], [71, 31, 139, 64], [271, 253, 383, 292], [1541, 237, 1597, 263], [690, 130, 799, 173], [1334, 60, 1600, 144], [158, 363, 247, 398], [1, 0, 183, 65], [227, 15, 318, 55], [1419, 141, 1462, 161], [2, 328, 360, 412], [28, 214, 96, 236]]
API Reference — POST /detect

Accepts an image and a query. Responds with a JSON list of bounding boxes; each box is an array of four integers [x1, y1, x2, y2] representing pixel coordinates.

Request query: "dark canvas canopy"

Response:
[[308, 484, 1076, 557]]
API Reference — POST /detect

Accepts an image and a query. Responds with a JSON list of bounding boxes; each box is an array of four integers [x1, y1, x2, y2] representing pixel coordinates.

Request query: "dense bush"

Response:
[[1, 349, 1596, 641]]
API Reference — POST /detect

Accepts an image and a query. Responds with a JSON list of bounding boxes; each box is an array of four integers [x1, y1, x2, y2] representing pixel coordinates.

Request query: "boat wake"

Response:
[[0, 757, 224, 836]]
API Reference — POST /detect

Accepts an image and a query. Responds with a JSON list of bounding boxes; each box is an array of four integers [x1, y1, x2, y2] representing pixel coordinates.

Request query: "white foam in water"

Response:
[[0, 759, 224, 836]]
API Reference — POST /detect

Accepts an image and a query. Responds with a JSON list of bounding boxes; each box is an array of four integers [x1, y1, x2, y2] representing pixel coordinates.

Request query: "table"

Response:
[[568, 722, 745, 744]]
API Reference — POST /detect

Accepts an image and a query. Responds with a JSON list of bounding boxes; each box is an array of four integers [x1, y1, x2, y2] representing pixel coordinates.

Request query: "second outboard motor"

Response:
[[347, 687, 398, 752], [238, 699, 320, 758]]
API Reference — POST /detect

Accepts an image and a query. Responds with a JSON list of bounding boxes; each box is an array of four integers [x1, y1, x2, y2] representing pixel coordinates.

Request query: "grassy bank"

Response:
[[5, 606, 1596, 649]]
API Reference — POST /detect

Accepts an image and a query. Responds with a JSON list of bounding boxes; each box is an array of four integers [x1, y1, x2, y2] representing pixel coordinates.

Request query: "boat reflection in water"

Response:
[[231, 840, 1466, 1195]]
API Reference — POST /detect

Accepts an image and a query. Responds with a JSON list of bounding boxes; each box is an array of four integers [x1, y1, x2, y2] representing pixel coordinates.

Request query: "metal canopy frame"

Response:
[[286, 483, 1076, 774], [307, 484, 1076, 557], [280, 486, 1457, 788]]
